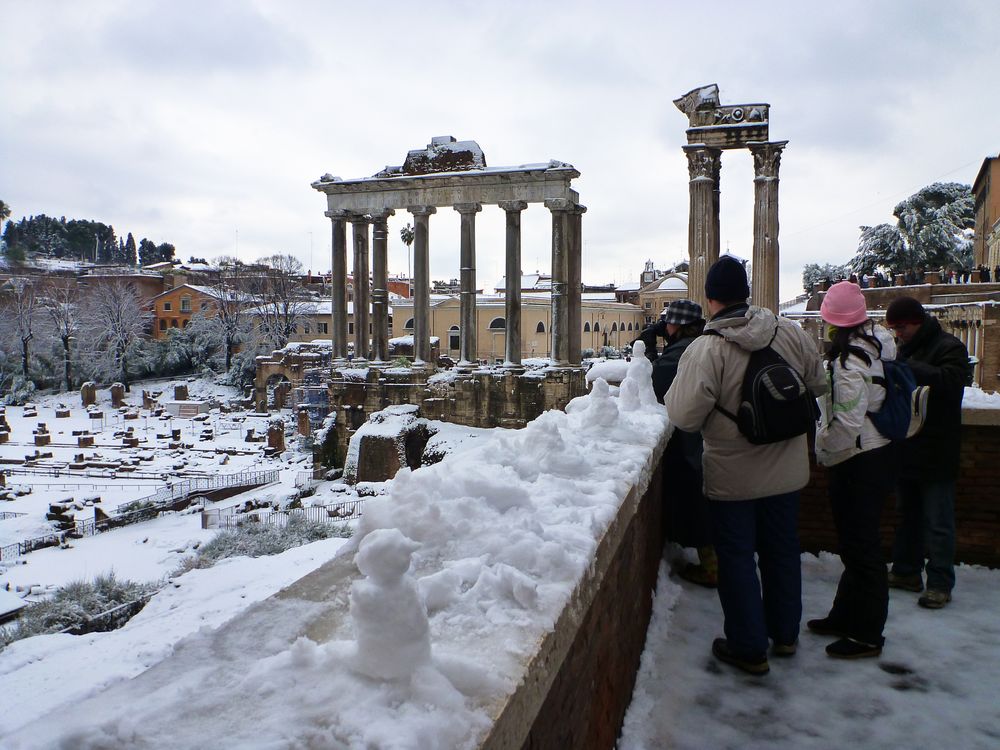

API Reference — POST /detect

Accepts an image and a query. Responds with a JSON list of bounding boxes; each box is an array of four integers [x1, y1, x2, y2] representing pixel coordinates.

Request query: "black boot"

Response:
[[826, 638, 882, 659]]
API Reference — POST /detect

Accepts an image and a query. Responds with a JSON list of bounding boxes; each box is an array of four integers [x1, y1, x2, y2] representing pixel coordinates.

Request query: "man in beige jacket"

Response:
[[665, 256, 826, 675]]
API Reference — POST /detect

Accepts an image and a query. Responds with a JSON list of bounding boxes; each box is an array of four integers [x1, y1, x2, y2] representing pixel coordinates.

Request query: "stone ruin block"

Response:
[[110, 383, 126, 408], [343, 405, 434, 484], [0, 431, 7, 444], [77, 435, 94, 448], [55, 407, 71, 419], [124, 411, 139, 420], [297, 407, 311, 437], [267, 419, 286, 453], [174, 384, 189, 401], [80, 382, 97, 406], [122, 437, 140, 448]]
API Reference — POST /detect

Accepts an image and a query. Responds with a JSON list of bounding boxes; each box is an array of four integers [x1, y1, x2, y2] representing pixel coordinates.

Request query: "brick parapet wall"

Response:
[[800, 414, 1000, 566], [481, 457, 666, 750]]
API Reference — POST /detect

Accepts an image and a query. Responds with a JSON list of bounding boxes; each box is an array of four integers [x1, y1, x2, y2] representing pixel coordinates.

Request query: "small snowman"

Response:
[[350, 528, 431, 680]]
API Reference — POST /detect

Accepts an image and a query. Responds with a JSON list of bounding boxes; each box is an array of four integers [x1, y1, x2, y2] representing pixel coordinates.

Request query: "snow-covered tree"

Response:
[[249, 254, 309, 350], [802, 262, 851, 292], [40, 282, 81, 391], [211, 257, 254, 370], [850, 182, 974, 275], [1, 277, 39, 378], [83, 279, 152, 389]]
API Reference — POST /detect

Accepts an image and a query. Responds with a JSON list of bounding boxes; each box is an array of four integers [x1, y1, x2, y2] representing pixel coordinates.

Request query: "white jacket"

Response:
[[815, 323, 896, 467]]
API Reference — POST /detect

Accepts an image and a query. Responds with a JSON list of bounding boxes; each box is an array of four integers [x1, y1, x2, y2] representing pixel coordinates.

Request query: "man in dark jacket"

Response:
[[652, 299, 715, 587], [634, 317, 668, 362], [884, 297, 972, 609]]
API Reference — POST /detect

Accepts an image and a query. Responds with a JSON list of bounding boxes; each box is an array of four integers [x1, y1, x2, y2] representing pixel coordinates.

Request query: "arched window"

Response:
[[449, 325, 460, 351], [611, 322, 618, 332], [594, 322, 600, 332], [627, 322, 633, 331], [536, 321, 545, 333], [488, 317, 506, 330], [584, 322, 591, 333], [404, 318, 414, 330]]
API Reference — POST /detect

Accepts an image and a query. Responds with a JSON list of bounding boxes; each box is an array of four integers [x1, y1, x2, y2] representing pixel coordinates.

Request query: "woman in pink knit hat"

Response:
[[807, 281, 897, 660]]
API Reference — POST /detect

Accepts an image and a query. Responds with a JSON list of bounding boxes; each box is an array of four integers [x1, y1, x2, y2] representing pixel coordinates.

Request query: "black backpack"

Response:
[[708, 328, 819, 445]]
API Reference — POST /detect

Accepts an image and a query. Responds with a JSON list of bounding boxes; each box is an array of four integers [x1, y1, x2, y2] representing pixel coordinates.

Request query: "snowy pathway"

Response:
[[621, 551, 1000, 750]]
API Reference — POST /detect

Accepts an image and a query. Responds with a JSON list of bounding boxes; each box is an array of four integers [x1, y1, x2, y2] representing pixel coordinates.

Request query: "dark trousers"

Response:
[[892, 477, 957, 593], [709, 491, 801, 658], [826, 444, 895, 647]]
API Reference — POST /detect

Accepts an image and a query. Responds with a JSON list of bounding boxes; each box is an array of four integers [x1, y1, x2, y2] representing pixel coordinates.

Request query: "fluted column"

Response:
[[568, 204, 586, 366], [407, 206, 436, 367], [454, 202, 482, 368], [545, 198, 573, 367], [370, 209, 394, 363], [325, 209, 351, 363], [683, 146, 722, 310], [350, 215, 372, 361], [749, 141, 787, 313], [499, 201, 528, 369]]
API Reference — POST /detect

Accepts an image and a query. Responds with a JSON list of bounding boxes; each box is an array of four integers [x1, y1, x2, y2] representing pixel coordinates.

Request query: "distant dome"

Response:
[[657, 275, 688, 291]]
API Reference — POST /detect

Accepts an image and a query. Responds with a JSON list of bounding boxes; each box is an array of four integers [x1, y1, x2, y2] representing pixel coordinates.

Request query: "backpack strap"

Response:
[[702, 329, 739, 423]]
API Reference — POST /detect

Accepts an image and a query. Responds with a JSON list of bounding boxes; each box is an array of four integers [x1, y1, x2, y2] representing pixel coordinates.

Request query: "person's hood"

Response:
[[871, 322, 897, 361], [705, 305, 778, 352]]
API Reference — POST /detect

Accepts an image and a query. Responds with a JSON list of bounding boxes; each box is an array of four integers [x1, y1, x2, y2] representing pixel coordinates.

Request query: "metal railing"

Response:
[[0, 469, 280, 562], [0, 511, 27, 520], [220, 499, 365, 530]]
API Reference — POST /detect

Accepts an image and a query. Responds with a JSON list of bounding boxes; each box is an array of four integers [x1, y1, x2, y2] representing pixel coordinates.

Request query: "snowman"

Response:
[[350, 528, 431, 680]]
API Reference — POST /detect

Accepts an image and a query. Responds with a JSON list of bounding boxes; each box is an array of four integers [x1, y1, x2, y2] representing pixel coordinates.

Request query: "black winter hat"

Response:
[[885, 296, 926, 326], [705, 256, 750, 302]]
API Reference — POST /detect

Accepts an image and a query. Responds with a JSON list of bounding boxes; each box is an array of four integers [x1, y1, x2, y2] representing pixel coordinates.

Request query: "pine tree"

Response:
[[125, 233, 138, 266]]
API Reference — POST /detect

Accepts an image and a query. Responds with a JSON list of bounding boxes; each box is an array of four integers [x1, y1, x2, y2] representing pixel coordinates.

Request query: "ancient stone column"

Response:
[[454, 202, 482, 369], [499, 201, 528, 369], [749, 141, 787, 313], [683, 146, 722, 310], [545, 199, 574, 367], [370, 209, 394, 363], [407, 206, 436, 367], [351, 215, 373, 361], [326, 209, 351, 362], [568, 204, 586, 365]]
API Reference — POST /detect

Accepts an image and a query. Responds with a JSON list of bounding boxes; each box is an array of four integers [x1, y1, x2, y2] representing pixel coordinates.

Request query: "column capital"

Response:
[[498, 200, 528, 213], [349, 214, 373, 226], [572, 204, 587, 216], [407, 205, 437, 217], [544, 198, 574, 212], [369, 209, 395, 221], [682, 145, 722, 182], [324, 209, 354, 221], [453, 202, 482, 214], [747, 140, 788, 179]]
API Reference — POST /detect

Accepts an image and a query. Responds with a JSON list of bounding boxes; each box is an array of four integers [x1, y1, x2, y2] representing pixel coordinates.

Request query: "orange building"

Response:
[[973, 153, 1000, 270], [150, 284, 224, 339]]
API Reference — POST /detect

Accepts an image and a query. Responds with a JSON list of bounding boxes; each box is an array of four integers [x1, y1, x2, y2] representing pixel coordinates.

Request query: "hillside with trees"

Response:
[[1, 211, 176, 267]]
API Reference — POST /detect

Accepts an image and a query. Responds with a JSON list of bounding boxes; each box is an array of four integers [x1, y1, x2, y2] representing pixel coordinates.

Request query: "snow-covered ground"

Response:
[[0, 350, 670, 749], [0, 363, 997, 748], [621, 551, 1000, 750]]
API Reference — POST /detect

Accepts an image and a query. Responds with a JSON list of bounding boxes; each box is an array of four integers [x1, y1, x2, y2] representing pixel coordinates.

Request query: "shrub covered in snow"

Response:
[[0, 573, 157, 650], [174, 514, 351, 574], [1, 375, 37, 405]]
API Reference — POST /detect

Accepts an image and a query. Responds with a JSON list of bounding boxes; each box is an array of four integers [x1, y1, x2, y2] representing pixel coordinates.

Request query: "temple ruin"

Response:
[[674, 84, 786, 311]]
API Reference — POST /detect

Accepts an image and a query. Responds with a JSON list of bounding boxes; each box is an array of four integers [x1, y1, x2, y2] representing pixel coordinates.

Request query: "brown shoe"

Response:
[[918, 589, 951, 609], [679, 563, 718, 588], [712, 638, 769, 675]]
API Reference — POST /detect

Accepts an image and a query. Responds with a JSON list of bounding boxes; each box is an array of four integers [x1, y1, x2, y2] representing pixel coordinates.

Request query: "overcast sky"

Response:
[[3, 0, 998, 300]]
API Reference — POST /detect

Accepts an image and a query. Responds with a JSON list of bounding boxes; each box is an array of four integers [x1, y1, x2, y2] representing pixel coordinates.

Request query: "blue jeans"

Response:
[[891, 478, 956, 593], [709, 492, 801, 658]]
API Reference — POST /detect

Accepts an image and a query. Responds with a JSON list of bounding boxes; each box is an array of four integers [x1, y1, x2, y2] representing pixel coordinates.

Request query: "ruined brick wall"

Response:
[[515, 466, 664, 750], [799, 417, 1000, 566]]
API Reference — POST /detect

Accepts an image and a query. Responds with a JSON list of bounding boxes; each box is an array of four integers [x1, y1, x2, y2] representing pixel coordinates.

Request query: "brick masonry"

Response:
[[799, 420, 1000, 566]]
